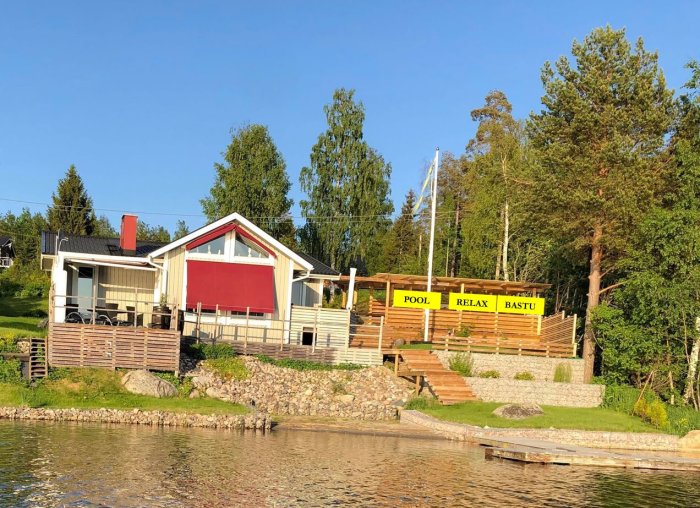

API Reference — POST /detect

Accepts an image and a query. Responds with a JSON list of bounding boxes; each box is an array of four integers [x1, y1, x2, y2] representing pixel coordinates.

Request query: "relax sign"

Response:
[[393, 290, 544, 315]]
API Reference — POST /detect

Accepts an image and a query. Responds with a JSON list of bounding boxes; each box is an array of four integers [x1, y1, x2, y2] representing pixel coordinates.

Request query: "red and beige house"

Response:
[[41, 213, 379, 371]]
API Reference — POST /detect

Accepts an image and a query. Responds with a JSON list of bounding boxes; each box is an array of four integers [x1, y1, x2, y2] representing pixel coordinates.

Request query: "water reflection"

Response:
[[1, 421, 699, 507]]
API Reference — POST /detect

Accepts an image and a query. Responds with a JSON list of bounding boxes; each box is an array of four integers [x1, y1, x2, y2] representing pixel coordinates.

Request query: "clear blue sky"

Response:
[[1, 1, 698, 233]]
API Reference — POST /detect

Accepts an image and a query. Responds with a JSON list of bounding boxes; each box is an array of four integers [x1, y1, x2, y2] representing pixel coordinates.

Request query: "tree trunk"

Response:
[[683, 317, 700, 405], [583, 224, 603, 383], [502, 201, 509, 282]]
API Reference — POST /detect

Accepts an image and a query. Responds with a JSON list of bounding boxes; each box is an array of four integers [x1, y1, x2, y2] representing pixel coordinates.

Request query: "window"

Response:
[[234, 235, 268, 259], [190, 235, 225, 255]]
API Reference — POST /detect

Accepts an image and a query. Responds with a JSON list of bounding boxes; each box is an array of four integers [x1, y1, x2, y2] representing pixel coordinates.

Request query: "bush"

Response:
[[448, 352, 473, 376], [204, 358, 249, 380], [455, 326, 470, 338], [404, 396, 440, 410], [634, 398, 669, 429], [514, 371, 535, 381], [553, 363, 572, 383], [153, 372, 194, 398], [478, 370, 500, 378], [0, 338, 20, 353], [0, 357, 22, 384], [182, 342, 236, 360], [254, 355, 363, 371]]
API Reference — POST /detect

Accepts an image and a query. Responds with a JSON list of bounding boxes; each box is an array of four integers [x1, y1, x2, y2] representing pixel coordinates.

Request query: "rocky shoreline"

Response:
[[0, 407, 271, 431]]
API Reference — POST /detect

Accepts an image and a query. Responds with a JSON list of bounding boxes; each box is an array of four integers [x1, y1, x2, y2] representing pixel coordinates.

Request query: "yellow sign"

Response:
[[392, 289, 441, 310], [448, 293, 497, 313], [497, 295, 545, 315]]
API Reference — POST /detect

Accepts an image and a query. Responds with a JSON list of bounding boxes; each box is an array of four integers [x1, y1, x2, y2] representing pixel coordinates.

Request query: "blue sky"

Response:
[[1, 1, 699, 233]]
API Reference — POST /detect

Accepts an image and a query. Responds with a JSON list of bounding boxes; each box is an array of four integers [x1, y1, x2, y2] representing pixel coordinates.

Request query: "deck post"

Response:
[[384, 280, 391, 321], [394, 352, 399, 376], [572, 314, 578, 357], [415, 374, 421, 394], [215, 304, 220, 343], [196, 302, 202, 343], [133, 288, 139, 326], [312, 305, 319, 353], [377, 316, 384, 353], [244, 306, 250, 354]]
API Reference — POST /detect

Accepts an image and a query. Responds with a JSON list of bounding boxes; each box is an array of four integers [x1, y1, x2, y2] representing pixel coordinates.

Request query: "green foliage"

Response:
[[0, 358, 22, 384], [331, 380, 347, 395], [634, 398, 669, 429], [47, 165, 96, 235], [514, 371, 535, 381], [182, 342, 237, 360], [300, 88, 393, 272], [173, 220, 190, 240], [0, 338, 20, 353], [448, 352, 474, 377], [380, 190, 422, 274], [254, 354, 363, 371], [137, 221, 171, 243], [0, 208, 46, 267], [478, 370, 500, 379], [455, 326, 470, 338], [553, 363, 572, 383], [403, 396, 440, 410], [154, 372, 194, 398], [201, 124, 294, 243], [92, 215, 117, 237], [204, 358, 249, 381]]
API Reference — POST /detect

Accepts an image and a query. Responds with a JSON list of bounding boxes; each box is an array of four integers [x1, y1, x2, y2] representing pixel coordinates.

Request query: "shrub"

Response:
[[182, 342, 236, 360], [0, 338, 20, 353], [404, 396, 440, 410], [204, 357, 249, 381], [448, 352, 473, 376], [154, 372, 193, 398], [514, 371, 535, 381], [0, 357, 22, 384], [553, 363, 572, 383], [455, 326, 470, 338], [634, 398, 669, 429], [331, 380, 348, 395], [478, 370, 500, 378], [254, 355, 363, 371]]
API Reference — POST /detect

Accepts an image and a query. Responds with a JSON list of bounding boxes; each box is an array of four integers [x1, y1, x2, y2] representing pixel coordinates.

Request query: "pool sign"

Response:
[[393, 289, 441, 310], [448, 293, 497, 313], [497, 295, 545, 315]]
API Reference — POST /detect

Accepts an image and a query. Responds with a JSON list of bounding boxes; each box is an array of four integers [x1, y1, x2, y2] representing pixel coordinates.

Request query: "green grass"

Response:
[[204, 357, 250, 380], [254, 355, 364, 371], [0, 368, 247, 416], [398, 342, 434, 350], [413, 399, 660, 433], [0, 296, 48, 339]]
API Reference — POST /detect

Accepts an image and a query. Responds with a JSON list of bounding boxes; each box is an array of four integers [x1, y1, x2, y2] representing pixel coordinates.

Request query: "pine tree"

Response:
[[137, 221, 171, 243], [173, 220, 190, 240], [382, 190, 421, 274], [528, 27, 674, 381], [47, 165, 96, 235], [201, 124, 294, 242], [93, 215, 116, 237], [300, 88, 392, 272]]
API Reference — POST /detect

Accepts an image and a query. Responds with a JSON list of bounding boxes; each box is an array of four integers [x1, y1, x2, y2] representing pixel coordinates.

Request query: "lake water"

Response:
[[1, 420, 699, 507]]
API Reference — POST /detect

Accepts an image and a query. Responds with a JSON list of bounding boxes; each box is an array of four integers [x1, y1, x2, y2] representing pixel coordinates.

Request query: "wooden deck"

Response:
[[482, 436, 700, 472]]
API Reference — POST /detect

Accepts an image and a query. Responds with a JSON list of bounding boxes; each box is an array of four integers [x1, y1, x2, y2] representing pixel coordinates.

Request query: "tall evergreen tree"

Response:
[[381, 190, 421, 274], [93, 215, 117, 237], [201, 124, 294, 243], [528, 27, 674, 381], [0, 209, 46, 267], [300, 88, 393, 272], [137, 221, 171, 243], [47, 165, 96, 235], [173, 220, 190, 240]]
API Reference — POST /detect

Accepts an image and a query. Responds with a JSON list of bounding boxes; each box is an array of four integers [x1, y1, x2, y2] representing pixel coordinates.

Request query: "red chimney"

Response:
[[120, 214, 137, 255]]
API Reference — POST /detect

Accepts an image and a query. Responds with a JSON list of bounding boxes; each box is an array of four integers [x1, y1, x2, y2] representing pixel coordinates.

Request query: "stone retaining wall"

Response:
[[0, 407, 271, 430], [466, 378, 604, 408], [191, 357, 413, 420], [400, 410, 680, 451], [435, 351, 584, 383]]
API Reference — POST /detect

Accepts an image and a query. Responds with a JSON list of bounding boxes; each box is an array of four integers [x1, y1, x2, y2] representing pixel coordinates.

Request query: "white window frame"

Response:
[[185, 230, 275, 267]]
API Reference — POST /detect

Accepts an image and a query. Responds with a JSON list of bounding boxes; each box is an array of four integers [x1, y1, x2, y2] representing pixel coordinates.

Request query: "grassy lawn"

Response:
[[418, 400, 659, 433], [0, 296, 48, 339], [398, 342, 434, 350], [0, 368, 247, 416]]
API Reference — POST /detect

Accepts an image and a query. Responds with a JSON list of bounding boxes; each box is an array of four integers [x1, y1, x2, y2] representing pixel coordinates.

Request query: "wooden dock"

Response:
[[482, 436, 700, 472]]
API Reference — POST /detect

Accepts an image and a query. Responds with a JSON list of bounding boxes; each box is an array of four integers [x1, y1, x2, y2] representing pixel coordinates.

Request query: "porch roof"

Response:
[[338, 273, 551, 295]]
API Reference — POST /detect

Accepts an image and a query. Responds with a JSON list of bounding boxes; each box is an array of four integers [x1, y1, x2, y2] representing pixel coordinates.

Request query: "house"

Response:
[[0, 236, 14, 269], [40, 213, 378, 372]]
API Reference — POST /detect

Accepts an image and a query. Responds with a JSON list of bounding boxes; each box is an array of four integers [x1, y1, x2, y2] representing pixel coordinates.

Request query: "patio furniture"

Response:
[[126, 306, 144, 327]]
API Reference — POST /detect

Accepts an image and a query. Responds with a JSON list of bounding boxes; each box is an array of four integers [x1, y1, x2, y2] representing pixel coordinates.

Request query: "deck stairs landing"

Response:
[[29, 337, 48, 380], [399, 350, 475, 405]]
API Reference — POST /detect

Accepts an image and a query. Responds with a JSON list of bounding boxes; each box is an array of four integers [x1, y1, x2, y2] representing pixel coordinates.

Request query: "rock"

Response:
[[335, 394, 355, 404], [121, 370, 177, 398], [392, 338, 405, 347], [492, 403, 544, 419], [189, 389, 201, 399], [680, 430, 700, 450]]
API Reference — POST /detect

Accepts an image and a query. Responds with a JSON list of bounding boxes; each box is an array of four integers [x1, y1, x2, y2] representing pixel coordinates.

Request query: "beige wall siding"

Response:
[[289, 307, 350, 349], [97, 266, 156, 321], [165, 246, 186, 308]]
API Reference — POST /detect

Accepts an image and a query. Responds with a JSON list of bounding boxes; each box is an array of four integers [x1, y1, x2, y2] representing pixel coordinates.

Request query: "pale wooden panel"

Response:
[[289, 307, 350, 349], [98, 267, 156, 322], [166, 247, 185, 307]]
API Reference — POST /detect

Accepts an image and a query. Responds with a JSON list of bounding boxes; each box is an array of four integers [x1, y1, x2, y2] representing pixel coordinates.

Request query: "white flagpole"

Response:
[[424, 148, 439, 342]]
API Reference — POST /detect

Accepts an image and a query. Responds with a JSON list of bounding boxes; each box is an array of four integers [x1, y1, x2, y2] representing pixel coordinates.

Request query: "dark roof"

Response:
[[294, 251, 339, 277], [0, 236, 11, 247], [41, 232, 166, 258]]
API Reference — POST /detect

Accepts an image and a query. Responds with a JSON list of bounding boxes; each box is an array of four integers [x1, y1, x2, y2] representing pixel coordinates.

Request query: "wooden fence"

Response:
[[48, 323, 181, 372], [367, 297, 577, 358]]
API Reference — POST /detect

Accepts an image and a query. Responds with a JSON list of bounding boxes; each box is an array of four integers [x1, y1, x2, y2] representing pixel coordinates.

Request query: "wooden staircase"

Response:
[[29, 337, 48, 380], [399, 350, 475, 405]]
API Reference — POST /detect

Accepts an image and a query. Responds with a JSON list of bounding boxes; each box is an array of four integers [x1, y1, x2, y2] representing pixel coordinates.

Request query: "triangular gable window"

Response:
[[190, 235, 225, 255], [234, 235, 269, 259]]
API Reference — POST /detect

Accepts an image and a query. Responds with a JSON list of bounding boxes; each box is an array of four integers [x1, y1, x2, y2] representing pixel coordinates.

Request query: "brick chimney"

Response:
[[120, 214, 137, 255]]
